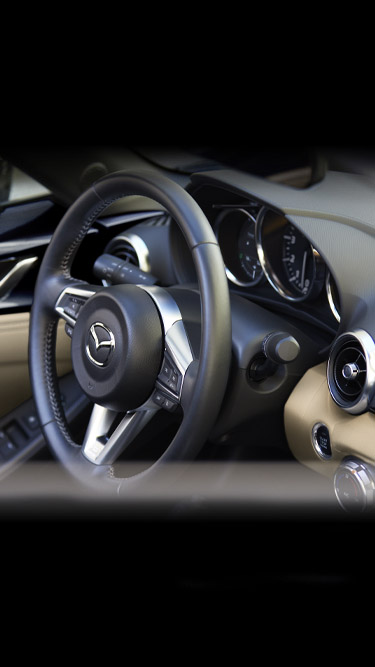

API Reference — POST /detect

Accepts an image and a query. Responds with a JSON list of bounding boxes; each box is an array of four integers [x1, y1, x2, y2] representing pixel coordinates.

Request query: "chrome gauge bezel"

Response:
[[255, 206, 324, 303], [214, 207, 264, 288], [326, 271, 341, 323]]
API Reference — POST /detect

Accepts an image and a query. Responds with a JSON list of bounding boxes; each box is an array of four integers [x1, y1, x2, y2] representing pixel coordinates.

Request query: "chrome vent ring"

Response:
[[327, 330, 375, 414]]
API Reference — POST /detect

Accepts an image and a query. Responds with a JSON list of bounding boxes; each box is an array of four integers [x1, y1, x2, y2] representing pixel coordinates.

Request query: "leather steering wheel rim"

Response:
[[29, 170, 232, 494]]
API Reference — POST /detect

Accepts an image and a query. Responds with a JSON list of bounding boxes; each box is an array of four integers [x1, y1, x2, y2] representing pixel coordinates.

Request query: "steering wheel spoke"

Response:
[[55, 283, 100, 330], [140, 286, 194, 410], [82, 403, 159, 465]]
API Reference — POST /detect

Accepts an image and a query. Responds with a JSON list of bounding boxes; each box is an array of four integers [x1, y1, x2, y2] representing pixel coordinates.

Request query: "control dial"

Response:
[[334, 458, 375, 513]]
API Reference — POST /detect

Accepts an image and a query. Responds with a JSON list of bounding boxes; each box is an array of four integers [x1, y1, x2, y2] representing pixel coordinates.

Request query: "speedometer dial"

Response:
[[215, 208, 263, 287]]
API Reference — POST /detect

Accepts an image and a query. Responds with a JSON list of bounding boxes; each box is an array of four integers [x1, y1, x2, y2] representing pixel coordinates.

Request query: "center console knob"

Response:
[[334, 458, 375, 513]]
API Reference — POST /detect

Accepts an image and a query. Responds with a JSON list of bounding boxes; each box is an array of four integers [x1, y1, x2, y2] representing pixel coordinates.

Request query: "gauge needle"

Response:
[[300, 251, 307, 289]]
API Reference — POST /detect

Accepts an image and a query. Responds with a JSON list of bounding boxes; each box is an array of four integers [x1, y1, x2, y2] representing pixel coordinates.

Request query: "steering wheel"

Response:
[[28, 170, 232, 495]]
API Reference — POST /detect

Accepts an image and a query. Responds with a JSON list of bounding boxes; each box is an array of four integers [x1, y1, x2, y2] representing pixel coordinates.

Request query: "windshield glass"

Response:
[[0, 156, 50, 205]]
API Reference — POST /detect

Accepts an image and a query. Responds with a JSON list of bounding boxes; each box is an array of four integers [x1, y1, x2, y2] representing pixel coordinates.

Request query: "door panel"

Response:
[[0, 313, 71, 417]]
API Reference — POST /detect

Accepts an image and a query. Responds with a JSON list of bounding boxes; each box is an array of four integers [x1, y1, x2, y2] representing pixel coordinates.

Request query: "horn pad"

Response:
[[71, 285, 163, 411]]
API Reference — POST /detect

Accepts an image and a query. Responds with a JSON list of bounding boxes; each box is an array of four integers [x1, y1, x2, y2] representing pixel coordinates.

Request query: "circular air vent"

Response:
[[104, 232, 150, 272], [106, 238, 139, 265], [333, 340, 366, 401], [327, 330, 375, 414]]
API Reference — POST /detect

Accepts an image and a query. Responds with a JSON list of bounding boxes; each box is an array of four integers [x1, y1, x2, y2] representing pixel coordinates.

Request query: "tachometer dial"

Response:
[[281, 222, 315, 298], [215, 208, 263, 287], [256, 207, 325, 302]]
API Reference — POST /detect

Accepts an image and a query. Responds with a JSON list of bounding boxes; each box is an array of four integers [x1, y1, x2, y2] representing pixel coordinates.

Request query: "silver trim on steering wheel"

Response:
[[81, 285, 194, 465]]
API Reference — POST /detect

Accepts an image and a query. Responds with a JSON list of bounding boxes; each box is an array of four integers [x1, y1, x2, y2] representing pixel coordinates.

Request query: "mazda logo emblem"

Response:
[[86, 322, 115, 367]]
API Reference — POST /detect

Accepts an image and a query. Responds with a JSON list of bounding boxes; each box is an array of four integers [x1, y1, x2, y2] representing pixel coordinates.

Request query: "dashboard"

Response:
[[167, 179, 340, 348], [4, 145, 375, 612], [0, 184, 342, 338], [211, 202, 338, 318], [3, 148, 375, 518]]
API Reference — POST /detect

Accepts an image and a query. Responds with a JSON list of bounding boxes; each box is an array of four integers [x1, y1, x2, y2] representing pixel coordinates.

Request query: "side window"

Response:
[[0, 156, 50, 205]]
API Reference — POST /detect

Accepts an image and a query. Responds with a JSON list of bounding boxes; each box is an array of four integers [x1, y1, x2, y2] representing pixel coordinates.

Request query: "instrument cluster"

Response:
[[214, 204, 340, 323]]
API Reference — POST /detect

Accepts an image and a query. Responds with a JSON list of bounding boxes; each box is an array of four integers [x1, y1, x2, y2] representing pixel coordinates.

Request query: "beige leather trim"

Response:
[[0, 312, 72, 418], [284, 363, 375, 479]]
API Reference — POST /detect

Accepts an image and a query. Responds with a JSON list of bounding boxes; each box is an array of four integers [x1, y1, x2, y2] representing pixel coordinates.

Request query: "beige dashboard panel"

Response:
[[0, 312, 72, 418], [284, 363, 375, 479]]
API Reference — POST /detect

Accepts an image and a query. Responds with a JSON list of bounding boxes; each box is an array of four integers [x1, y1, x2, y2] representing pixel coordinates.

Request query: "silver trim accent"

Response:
[[0, 256, 38, 299], [312, 422, 331, 460], [82, 405, 157, 465], [164, 321, 194, 381], [255, 207, 317, 302], [326, 272, 341, 322], [55, 285, 97, 326], [327, 329, 375, 414], [141, 285, 194, 401], [140, 285, 183, 335], [215, 208, 263, 288], [85, 322, 115, 367], [107, 232, 151, 273], [82, 286, 194, 466]]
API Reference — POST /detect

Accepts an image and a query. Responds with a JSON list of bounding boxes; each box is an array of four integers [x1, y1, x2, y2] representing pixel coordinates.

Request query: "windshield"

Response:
[[0, 156, 50, 205]]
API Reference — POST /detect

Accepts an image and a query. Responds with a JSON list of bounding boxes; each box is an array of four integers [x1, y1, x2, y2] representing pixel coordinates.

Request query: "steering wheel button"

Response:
[[64, 298, 85, 319], [166, 374, 180, 393], [64, 306, 78, 319], [160, 363, 172, 379], [153, 391, 166, 407], [65, 323, 74, 338], [163, 397, 177, 412]]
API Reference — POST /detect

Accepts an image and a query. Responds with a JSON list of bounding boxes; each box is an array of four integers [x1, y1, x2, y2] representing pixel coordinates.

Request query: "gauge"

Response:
[[215, 208, 263, 287], [281, 222, 315, 297], [256, 207, 325, 302]]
